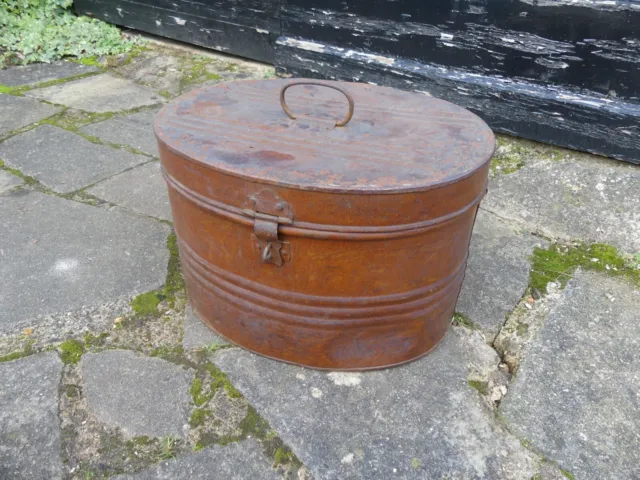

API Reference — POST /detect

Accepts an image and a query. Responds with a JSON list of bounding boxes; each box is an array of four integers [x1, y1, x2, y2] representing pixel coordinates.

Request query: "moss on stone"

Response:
[[0, 83, 21, 95], [130, 232, 185, 314], [238, 405, 270, 438], [83, 332, 109, 348], [190, 376, 213, 406], [77, 55, 102, 67], [189, 408, 210, 427], [40, 109, 114, 132], [0, 158, 39, 185], [491, 136, 528, 175], [130, 292, 161, 315], [205, 362, 242, 399], [178, 55, 223, 92], [273, 447, 294, 465], [26, 72, 101, 91], [468, 380, 489, 395], [65, 384, 81, 398], [530, 242, 640, 292], [560, 468, 575, 480], [0, 338, 35, 363], [452, 312, 477, 330], [164, 233, 185, 302], [59, 339, 85, 364], [149, 345, 185, 364], [411, 457, 421, 469]]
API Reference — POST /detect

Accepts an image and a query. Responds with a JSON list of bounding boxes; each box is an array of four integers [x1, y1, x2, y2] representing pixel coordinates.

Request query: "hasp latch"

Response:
[[243, 190, 293, 266]]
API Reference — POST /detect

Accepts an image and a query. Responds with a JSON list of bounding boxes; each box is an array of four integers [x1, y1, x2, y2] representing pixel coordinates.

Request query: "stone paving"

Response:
[[0, 41, 638, 480]]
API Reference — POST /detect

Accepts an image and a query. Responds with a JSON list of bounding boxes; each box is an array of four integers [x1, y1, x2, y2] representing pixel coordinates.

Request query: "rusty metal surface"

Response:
[[154, 79, 495, 193], [155, 79, 494, 370]]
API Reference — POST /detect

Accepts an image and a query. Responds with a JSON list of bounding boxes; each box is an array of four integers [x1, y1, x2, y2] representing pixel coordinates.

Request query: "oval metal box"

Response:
[[155, 79, 495, 370]]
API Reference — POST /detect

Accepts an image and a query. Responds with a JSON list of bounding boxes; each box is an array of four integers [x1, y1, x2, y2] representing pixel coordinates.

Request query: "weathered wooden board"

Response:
[[281, 0, 640, 98], [276, 0, 640, 164], [74, 0, 640, 163], [74, 0, 280, 63], [275, 38, 640, 164]]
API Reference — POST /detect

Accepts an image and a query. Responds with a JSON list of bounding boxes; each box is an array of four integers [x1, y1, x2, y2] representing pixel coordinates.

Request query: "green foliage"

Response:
[[158, 436, 177, 460], [0, 0, 136, 65]]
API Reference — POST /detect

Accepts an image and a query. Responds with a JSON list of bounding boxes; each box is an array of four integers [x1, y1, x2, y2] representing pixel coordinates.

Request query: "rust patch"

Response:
[[252, 150, 295, 161]]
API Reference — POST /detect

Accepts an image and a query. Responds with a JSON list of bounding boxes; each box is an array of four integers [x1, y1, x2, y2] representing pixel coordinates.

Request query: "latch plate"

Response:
[[244, 190, 292, 266]]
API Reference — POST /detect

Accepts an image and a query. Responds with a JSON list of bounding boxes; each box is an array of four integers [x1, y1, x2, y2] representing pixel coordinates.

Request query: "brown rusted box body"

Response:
[[154, 79, 494, 370]]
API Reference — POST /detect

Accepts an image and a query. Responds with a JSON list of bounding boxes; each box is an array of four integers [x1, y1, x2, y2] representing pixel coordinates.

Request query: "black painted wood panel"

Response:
[[276, 0, 640, 163], [74, 0, 280, 63], [275, 38, 640, 164], [282, 0, 640, 98], [74, 0, 640, 163]]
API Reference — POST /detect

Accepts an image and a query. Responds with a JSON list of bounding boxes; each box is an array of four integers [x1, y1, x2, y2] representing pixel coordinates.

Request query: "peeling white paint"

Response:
[[345, 50, 395, 66], [155, 20, 162, 27], [440, 33, 454, 41], [171, 16, 187, 26], [116, 7, 123, 17], [256, 28, 269, 34], [277, 38, 327, 53]]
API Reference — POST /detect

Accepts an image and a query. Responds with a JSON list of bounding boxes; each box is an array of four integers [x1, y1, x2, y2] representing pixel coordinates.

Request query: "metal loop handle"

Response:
[[279, 81, 355, 127]]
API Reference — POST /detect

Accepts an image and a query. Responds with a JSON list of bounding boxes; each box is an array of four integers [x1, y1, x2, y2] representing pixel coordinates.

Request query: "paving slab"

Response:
[[182, 305, 228, 351], [113, 439, 278, 480], [0, 170, 23, 194], [86, 161, 171, 220], [499, 271, 640, 479], [116, 53, 183, 97], [26, 73, 163, 113], [0, 125, 150, 193], [0, 93, 61, 137], [484, 156, 640, 252], [79, 108, 161, 156], [214, 328, 538, 480], [0, 353, 63, 480], [457, 210, 545, 338], [115, 49, 274, 97], [0, 61, 98, 87], [0, 191, 170, 331], [81, 350, 192, 438]]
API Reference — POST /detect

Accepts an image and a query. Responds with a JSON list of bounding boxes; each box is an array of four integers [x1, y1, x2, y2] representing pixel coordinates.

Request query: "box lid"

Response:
[[154, 79, 495, 193]]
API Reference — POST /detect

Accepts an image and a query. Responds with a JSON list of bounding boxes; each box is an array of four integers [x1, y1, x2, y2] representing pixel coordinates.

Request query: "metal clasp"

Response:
[[243, 190, 293, 266]]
